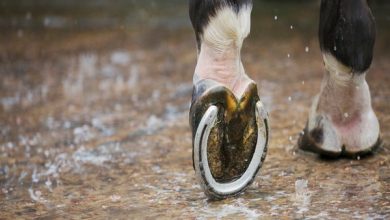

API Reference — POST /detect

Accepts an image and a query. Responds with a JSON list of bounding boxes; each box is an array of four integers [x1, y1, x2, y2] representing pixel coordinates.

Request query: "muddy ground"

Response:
[[0, 1, 389, 219]]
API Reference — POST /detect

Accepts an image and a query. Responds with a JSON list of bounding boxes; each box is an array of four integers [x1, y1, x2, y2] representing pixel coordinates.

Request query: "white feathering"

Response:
[[202, 5, 252, 52]]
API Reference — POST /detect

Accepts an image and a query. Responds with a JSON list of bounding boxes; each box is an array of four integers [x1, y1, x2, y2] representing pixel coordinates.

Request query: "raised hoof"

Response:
[[190, 79, 269, 199]]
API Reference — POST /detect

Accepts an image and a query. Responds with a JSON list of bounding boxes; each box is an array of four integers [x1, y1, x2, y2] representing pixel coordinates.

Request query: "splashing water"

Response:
[[294, 179, 311, 214]]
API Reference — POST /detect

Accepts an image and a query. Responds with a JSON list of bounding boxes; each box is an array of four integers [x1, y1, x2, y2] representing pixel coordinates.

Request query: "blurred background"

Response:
[[0, 0, 389, 219]]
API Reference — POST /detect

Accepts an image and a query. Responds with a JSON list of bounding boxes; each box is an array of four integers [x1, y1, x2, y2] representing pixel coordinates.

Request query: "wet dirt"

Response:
[[0, 1, 389, 219]]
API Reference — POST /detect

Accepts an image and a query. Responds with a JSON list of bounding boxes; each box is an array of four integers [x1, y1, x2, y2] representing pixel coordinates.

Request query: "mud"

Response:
[[0, 1, 389, 219]]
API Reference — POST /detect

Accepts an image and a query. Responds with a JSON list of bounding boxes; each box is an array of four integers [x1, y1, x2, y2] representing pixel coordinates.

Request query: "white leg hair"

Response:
[[202, 5, 252, 52], [194, 5, 253, 99]]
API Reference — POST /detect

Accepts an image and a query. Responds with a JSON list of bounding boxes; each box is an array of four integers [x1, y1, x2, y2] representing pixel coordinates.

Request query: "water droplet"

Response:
[[25, 12, 32, 20], [110, 194, 121, 202], [290, 25, 294, 30], [287, 53, 290, 58], [44, 150, 50, 157], [35, 190, 42, 197], [305, 46, 309, 53], [6, 142, 13, 149], [274, 15, 278, 20], [344, 112, 349, 118], [45, 178, 52, 187], [17, 30, 24, 38]]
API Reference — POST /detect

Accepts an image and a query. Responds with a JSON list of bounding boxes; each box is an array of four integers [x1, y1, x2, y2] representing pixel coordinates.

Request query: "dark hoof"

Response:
[[190, 79, 269, 199]]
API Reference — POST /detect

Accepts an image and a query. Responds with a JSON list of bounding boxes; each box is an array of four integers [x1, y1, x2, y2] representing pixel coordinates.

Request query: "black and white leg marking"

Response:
[[299, 0, 381, 157], [189, 0, 269, 198], [189, 0, 253, 51]]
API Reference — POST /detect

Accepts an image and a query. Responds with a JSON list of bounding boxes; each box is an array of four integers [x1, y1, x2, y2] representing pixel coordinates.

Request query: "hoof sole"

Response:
[[190, 79, 269, 199]]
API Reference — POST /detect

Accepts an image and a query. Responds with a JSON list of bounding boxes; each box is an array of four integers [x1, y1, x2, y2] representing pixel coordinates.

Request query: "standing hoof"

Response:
[[298, 90, 382, 159], [298, 122, 382, 159], [190, 79, 269, 199]]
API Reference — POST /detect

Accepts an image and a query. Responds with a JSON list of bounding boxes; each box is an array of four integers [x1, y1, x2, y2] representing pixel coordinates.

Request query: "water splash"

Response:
[[294, 179, 311, 214], [199, 199, 262, 219], [111, 51, 131, 65]]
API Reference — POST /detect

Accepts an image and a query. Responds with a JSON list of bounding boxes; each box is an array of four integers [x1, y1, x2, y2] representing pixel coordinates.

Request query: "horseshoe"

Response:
[[193, 101, 269, 199]]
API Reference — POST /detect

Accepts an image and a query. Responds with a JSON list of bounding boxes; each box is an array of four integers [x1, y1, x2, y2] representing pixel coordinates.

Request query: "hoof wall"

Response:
[[298, 125, 383, 159], [190, 79, 269, 199]]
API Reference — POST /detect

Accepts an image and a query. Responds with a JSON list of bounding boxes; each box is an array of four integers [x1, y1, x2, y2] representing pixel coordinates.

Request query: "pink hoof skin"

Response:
[[299, 54, 382, 158]]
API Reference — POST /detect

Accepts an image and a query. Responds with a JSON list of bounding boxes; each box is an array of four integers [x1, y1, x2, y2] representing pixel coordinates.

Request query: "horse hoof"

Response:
[[190, 79, 269, 199]]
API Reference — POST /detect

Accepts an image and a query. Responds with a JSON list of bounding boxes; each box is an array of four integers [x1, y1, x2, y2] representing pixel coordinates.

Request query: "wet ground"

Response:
[[0, 1, 389, 219]]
